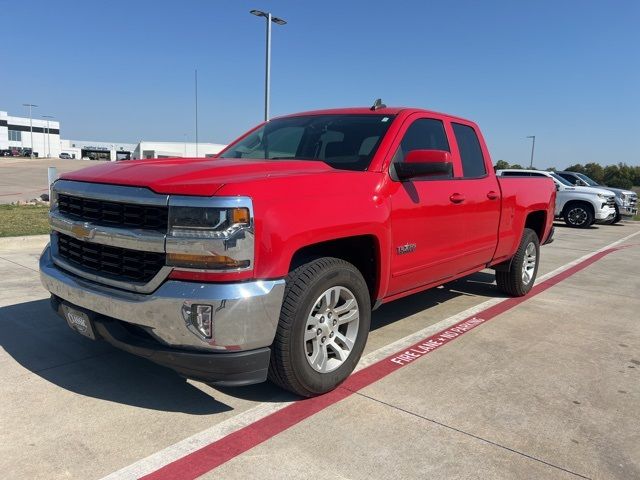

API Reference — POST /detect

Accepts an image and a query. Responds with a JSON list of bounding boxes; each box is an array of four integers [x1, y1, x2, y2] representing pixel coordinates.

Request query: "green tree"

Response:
[[565, 164, 585, 174], [546, 166, 557, 172], [583, 163, 604, 183], [494, 160, 510, 171], [510, 164, 524, 169]]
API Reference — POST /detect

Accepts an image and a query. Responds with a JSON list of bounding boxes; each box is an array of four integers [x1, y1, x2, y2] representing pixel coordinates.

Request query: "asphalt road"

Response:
[[0, 223, 639, 479]]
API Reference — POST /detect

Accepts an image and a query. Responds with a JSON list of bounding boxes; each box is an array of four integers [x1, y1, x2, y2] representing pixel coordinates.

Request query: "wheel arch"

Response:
[[524, 210, 547, 242], [561, 199, 595, 216], [289, 235, 380, 305]]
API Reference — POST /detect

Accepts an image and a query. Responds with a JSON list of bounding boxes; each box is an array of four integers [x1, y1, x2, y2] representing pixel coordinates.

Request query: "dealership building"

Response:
[[1, 110, 225, 160]]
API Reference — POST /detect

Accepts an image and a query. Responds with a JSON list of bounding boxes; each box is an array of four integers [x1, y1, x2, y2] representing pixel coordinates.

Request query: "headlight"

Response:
[[166, 197, 254, 271], [169, 206, 250, 238]]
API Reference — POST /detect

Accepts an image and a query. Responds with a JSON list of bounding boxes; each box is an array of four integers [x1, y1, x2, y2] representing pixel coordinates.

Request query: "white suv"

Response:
[[497, 169, 616, 228]]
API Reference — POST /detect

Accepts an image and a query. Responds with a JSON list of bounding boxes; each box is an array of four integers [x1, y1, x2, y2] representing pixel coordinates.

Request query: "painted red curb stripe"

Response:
[[141, 246, 622, 480]]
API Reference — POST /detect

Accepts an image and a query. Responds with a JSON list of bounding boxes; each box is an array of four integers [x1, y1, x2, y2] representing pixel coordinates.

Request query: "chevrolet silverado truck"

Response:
[[555, 170, 638, 224], [497, 169, 616, 228], [40, 106, 556, 397]]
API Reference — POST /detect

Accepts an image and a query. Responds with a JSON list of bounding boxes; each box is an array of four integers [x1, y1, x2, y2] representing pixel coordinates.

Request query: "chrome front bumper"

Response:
[[619, 205, 638, 218], [40, 245, 285, 352]]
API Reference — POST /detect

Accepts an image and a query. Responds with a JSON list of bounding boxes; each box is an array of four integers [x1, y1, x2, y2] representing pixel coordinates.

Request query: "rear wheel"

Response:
[[496, 228, 540, 297], [563, 203, 594, 228], [268, 257, 371, 397]]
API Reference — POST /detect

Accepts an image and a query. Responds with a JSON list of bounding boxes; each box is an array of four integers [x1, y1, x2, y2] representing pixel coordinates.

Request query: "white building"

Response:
[[60, 139, 138, 161], [0, 110, 61, 157], [1, 109, 226, 160], [132, 141, 226, 159]]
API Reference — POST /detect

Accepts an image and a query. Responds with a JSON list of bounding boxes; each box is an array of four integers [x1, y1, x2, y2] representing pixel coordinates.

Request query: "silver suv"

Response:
[[556, 171, 638, 223], [497, 169, 616, 228]]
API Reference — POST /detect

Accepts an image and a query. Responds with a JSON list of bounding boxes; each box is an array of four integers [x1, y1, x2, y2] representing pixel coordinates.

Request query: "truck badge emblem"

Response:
[[397, 243, 416, 255], [71, 224, 93, 239]]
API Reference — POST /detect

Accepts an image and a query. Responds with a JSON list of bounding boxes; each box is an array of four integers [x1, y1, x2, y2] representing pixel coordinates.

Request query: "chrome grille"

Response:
[[57, 194, 168, 231], [606, 197, 615, 208], [56, 233, 165, 283], [628, 194, 637, 207]]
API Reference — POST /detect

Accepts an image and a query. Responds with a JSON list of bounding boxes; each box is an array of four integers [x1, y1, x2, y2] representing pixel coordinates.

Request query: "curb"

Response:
[[0, 234, 49, 251]]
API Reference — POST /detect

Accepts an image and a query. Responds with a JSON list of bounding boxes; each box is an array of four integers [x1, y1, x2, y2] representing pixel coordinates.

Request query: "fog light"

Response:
[[182, 303, 213, 339]]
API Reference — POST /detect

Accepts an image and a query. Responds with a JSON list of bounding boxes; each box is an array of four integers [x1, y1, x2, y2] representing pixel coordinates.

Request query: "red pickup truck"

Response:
[[40, 106, 555, 396]]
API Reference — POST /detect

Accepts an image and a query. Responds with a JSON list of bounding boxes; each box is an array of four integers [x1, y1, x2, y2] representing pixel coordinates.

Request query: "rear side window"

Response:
[[393, 118, 449, 162], [452, 123, 486, 178]]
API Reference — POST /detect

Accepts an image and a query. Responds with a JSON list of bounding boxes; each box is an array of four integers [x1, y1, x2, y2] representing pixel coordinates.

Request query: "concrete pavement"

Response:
[[0, 157, 103, 204], [0, 223, 638, 479]]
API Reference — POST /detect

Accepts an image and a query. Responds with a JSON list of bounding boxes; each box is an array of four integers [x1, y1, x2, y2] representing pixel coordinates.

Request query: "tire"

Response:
[[496, 228, 540, 297], [268, 257, 371, 397], [610, 207, 622, 225], [563, 203, 594, 228]]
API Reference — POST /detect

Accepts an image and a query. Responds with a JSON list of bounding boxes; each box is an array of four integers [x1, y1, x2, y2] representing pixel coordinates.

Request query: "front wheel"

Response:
[[496, 228, 540, 297], [563, 204, 594, 228], [268, 257, 371, 397]]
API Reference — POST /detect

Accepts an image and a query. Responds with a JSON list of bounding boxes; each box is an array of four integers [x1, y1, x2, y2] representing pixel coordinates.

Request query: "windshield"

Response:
[[220, 114, 396, 171], [550, 173, 573, 186], [576, 173, 600, 186]]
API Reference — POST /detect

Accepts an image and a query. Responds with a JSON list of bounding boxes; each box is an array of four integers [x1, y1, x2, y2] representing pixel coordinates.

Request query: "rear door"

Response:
[[446, 122, 501, 271]]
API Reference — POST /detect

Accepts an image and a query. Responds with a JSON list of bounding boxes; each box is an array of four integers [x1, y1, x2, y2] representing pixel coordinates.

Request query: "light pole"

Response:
[[526, 135, 536, 169], [42, 115, 54, 158], [23, 103, 38, 158], [250, 9, 287, 121]]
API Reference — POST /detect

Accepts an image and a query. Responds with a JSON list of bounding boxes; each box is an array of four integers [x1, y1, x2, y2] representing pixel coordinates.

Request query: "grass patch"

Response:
[[0, 204, 50, 237]]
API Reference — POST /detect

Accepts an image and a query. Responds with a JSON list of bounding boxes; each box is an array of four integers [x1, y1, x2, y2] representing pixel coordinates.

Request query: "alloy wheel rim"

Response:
[[568, 208, 587, 226], [522, 242, 537, 285], [304, 286, 360, 373]]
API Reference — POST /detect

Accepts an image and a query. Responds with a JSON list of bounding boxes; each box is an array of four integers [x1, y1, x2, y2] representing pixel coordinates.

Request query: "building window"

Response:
[[8, 130, 21, 141]]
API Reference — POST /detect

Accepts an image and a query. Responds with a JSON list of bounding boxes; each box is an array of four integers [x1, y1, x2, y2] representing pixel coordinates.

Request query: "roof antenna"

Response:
[[370, 98, 386, 111]]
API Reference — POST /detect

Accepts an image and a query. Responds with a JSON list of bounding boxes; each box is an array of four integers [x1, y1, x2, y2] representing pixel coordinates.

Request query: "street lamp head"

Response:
[[250, 9, 287, 24], [23, 103, 38, 107], [526, 135, 535, 139]]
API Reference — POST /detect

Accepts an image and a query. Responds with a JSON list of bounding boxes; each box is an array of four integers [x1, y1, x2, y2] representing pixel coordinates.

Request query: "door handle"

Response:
[[487, 191, 499, 200], [449, 193, 465, 204]]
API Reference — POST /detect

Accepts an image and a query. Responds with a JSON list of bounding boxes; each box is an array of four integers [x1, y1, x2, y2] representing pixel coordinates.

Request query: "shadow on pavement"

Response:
[[371, 270, 501, 331], [0, 271, 505, 407], [0, 299, 232, 415]]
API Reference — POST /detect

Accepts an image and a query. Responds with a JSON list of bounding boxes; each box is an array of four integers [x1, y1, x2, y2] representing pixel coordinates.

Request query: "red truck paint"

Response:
[[62, 107, 556, 304]]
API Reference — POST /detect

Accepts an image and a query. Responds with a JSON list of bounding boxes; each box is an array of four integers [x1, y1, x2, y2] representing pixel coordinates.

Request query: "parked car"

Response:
[[497, 169, 616, 228], [0, 149, 12, 156], [21, 148, 38, 158], [40, 105, 556, 396], [59, 152, 72, 159], [555, 171, 638, 223]]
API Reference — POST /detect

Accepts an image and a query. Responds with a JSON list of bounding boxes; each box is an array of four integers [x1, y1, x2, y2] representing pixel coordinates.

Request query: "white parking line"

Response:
[[102, 228, 640, 480]]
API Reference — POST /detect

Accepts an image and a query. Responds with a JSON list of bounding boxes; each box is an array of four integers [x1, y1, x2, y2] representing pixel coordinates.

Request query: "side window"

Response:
[[452, 123, 486, 178], [393, 118, 449, 163], [558, 173, 577, 185]]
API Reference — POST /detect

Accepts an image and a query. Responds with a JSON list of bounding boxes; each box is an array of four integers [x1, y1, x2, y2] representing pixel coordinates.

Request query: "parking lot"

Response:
[[0, 222, 639, 479], [0, 157, 102, 204]]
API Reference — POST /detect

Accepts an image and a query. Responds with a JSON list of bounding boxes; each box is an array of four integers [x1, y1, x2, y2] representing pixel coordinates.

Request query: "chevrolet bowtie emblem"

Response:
[[71, 224, 93, 239]]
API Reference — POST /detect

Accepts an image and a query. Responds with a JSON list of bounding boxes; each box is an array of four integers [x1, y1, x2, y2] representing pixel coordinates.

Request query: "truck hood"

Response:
[[59, 157, 337, 196], [562, 185, 615, 197], [592, 186, 635, 197]]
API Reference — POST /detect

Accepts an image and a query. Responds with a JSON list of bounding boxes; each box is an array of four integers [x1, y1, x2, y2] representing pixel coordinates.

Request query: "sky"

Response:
[[1, 0, 638, 168]]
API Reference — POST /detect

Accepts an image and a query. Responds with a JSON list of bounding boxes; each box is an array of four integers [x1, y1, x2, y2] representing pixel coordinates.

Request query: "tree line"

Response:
[[493, 161, 640, 189]]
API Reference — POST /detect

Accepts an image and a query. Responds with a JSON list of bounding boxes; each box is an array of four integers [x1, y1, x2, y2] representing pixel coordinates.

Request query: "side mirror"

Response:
[[394, 150, 453, 181]]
